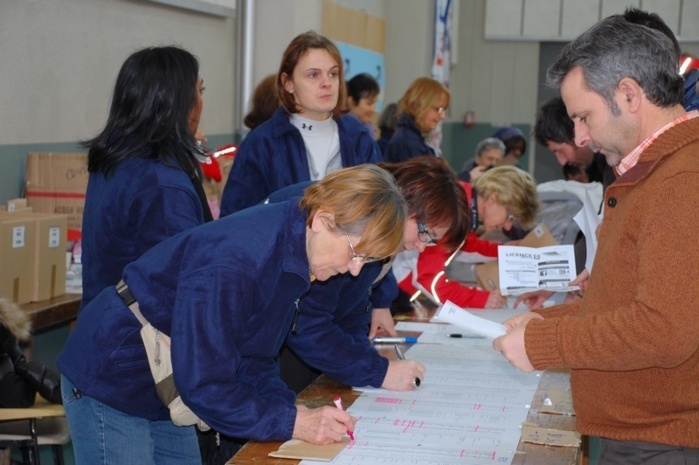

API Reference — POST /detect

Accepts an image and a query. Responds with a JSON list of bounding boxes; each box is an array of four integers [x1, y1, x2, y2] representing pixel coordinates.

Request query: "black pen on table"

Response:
[[394, 344, 421, 387]]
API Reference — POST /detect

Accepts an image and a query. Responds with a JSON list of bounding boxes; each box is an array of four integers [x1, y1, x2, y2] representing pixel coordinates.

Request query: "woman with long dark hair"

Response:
[[79, 46, 211, 311]]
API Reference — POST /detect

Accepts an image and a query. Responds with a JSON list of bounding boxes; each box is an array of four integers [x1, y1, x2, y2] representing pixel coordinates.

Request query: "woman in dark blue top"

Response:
[[58, 165, 406, 464], [79, 46, 211, 312], [220, 31, 380, 216], [268, 157, 471, 395], [384, 77, 450, 163]]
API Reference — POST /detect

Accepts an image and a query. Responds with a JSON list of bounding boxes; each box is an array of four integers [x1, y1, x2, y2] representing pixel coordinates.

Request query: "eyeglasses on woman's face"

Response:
[[503, 209, 517, 230], [431, 105, 446, 116], [341, 227, 381, 263], [417, 223, 436, 244]]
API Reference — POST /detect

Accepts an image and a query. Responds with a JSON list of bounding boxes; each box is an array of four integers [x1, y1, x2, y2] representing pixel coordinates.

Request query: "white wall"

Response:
[[3, 0, 698, 147], [383, 0, 435, 104], [250, 0, 323, 97], [380, 0, 538, 130], [0, 0, 236, 145], [449, 0, 539, 127]]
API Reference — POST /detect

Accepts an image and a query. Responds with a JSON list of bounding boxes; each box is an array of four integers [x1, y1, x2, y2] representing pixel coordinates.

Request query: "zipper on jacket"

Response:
[[291, 299, 300, 335]]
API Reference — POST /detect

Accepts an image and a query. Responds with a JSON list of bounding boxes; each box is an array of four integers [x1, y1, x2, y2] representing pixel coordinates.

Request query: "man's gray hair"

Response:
[[547, 14, 684, 115], [475, 137, 506, 158]]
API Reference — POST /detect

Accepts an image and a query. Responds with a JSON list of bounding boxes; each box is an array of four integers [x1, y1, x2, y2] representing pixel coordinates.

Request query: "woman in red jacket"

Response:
[[393, 166, 539, 309]]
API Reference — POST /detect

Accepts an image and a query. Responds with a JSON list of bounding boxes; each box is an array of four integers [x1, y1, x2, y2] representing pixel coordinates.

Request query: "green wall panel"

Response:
[[441, 122, 532, 175]]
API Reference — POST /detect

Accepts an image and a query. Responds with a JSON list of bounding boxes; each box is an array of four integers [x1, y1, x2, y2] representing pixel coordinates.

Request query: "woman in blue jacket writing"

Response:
[[270, 157, 470, 394], [220, 31, 381, 216], [58, 164, 406, 464]]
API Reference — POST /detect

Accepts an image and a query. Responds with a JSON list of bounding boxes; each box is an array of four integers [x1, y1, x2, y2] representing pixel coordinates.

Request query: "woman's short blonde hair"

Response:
[[300, 165, 406, 259], [398, 77, 450, 134], [472, 166, 540, 226]]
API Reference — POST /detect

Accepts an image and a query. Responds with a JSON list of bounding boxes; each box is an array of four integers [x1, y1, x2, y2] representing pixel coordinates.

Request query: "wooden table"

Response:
[[229, 300, 582, 465], [20, 293, 81, 332]]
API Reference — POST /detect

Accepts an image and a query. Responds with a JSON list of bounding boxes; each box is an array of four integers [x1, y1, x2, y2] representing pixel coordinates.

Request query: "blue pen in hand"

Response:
[[372, 336, 418, 344]]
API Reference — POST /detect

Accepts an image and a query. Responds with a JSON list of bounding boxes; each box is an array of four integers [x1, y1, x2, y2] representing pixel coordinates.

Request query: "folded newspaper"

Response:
[[498, 245, 579, 296]]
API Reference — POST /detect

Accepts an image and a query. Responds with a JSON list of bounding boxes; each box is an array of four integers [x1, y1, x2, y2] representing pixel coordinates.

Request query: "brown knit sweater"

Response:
[[525, 117, 699, 448]]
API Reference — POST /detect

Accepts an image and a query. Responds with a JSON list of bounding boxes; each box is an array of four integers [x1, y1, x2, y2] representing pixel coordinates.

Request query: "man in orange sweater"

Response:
[[494, 14, 699, 465]]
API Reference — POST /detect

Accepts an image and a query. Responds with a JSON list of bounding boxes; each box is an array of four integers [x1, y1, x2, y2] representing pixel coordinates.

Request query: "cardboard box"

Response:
[[0, 216, 35, 304], [6, 212, 67, 302], [474, 224, 557, 291], [24, 152, 88, 239], [5, 198, 28, 211]]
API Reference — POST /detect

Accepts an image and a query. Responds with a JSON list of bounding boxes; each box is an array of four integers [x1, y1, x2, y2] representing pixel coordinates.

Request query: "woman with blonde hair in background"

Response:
[[384, 77, 450, 162]]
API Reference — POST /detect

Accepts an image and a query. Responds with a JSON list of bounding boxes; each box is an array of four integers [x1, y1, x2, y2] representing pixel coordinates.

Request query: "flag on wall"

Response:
[[432, 0, 454, 86], [430, 0, 455, 152]]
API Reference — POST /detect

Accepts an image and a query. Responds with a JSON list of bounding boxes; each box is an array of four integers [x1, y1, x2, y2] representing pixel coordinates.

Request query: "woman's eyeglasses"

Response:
[[341, 227, 381, 263], [417, 223, 436, 244], [505, 210, 516, 225]]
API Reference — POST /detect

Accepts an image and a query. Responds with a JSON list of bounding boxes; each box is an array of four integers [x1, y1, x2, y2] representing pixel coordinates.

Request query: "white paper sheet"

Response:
[[305, 343, 541, 465], [392, 321, 481, 344], [497, 245, 579, 296], [432, 301, 507, 339], [573, 188, 602, 273]]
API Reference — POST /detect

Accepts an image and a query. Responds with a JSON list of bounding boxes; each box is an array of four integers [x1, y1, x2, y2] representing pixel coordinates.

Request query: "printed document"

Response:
[[498, 245, 579, 296]]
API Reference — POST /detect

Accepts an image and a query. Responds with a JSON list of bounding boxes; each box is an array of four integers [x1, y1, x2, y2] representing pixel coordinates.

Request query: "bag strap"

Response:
[[116, 281, 149, 327]]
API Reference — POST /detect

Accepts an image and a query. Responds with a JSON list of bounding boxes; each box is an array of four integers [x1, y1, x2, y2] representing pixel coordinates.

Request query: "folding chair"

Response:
[[0, 395, 69, 465]]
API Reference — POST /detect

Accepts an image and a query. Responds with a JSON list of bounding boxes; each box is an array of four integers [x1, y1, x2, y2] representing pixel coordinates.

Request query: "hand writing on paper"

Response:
[[369, 308, 398, 338], [293, 405, 356, 444], [382, 359, 426, 391]]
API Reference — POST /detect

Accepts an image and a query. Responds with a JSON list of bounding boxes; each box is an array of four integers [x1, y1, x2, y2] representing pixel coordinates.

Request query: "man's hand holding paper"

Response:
[[493, 312, 543, 372]]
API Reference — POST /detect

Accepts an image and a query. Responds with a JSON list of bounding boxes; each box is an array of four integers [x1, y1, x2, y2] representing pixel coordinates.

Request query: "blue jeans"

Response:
[[61, 375, 201, 465]]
